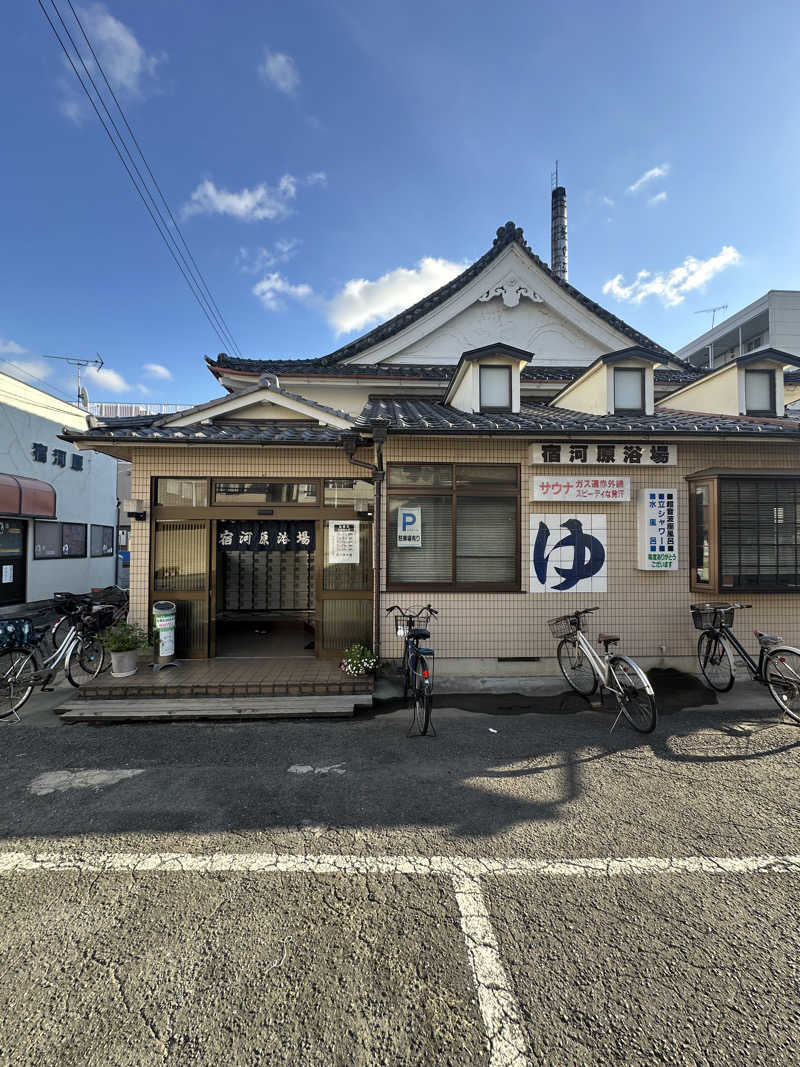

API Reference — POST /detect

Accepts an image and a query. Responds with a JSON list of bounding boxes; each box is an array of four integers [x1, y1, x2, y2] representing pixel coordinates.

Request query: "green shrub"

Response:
[[100, 621, 150, 653]]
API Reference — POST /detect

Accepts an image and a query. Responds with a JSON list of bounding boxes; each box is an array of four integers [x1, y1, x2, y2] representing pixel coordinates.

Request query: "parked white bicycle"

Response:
[[550, 606, 657, 733]]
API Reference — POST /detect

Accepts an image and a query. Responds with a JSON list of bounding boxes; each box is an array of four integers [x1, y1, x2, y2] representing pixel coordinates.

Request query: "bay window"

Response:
[[688, 472, 800, 592], [387, 463, 520, 590]]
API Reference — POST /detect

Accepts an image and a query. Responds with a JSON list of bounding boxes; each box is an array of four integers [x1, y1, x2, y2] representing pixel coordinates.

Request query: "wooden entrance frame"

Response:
[[149, 476, 373, 659]]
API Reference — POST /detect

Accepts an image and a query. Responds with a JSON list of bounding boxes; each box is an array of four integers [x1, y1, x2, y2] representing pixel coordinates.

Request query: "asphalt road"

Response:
[[1, 688, 799, 1065]]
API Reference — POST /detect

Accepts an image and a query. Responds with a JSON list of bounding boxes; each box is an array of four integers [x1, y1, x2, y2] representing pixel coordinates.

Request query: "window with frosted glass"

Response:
[[613, 368, 645, 412], [744, 370, 775, 415], [479, 366, 511, 410]]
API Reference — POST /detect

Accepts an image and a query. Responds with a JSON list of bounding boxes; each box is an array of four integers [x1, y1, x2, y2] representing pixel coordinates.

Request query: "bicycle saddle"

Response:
[[754, 630, 781, 646], [408, 627, 430, 639], [597, 633, 620, 647]]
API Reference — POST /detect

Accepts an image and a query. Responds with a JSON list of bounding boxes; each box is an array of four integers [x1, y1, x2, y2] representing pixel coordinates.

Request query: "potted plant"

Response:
[[100, 621, 150, 678], [339, 643, 378, 678]]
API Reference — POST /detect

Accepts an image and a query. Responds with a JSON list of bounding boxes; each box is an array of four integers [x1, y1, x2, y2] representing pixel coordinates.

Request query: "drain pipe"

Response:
[[342, 418, 388, 660]]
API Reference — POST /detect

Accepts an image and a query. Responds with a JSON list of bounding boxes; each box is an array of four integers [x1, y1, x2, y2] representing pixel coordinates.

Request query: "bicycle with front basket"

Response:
[[692, 602, 800, 722], [0, 595, 113, 722], [385, 603, 438, 736], [550, 607, 657, 733]]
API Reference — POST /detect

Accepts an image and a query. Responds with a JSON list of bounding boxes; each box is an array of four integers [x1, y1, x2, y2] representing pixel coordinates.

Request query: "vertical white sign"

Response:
[[637, 489, 678, 570], [327, 520, 360, 564], [397, 507, 422, 547]]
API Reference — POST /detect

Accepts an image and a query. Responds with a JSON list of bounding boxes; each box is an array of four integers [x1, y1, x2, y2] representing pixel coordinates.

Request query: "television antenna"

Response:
[[40, 353, 104, 407], [694, 305, 728, 328]]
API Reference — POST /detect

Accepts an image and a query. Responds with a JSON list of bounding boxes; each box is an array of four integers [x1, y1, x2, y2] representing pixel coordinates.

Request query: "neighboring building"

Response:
[[63, 221, 800, 675], [677, 290, 800, 369], [0, 371, 120, 608]]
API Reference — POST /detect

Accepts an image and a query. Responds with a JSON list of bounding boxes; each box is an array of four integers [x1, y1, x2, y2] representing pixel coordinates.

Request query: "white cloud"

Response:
[[252, 273, 313, 311], [258, 50, 300, 94], [648, 191, 667, 206], [84, 365, 131, 393], [237, 238, 301, 274], [627, 164, 670, 194], [326, 257, 466, 335], [0, 356, 52, 386], [182, 176, 296, 222], [59, 4, 164, 123], [602, 245, 742, 308], [182, 172, 325, 222], [143, 362, 172, 380], [602, 196, 615, 207], [0, 337, 28, 356]]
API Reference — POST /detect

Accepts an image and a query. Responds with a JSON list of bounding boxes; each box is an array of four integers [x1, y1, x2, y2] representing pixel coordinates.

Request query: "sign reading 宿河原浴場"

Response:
[[327, 520, 360, 564], [532, 476, 629, 502], [529, 443, 676, 466], [397, 507, 422, 547], [637, 489, 678, 571]]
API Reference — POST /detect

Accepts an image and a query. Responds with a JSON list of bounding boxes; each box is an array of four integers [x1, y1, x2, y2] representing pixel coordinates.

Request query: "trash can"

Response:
[[152, 600, 177, 668]]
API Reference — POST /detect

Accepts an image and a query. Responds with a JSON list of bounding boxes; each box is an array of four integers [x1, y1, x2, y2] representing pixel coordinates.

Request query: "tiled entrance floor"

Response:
[[78, 656, 372, 700]]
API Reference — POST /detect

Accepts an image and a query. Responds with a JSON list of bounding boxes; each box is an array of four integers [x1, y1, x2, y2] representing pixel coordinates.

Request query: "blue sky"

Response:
[[3, 0, 800, 404]]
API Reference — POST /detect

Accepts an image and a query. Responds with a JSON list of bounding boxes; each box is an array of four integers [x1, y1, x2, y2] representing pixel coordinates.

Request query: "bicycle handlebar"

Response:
[[575, 606, 599, 616], [385, 603, 438, 617]]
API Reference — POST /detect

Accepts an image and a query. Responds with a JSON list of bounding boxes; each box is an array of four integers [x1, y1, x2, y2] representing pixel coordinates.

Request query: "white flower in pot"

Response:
[[100, 622, 150, 678]]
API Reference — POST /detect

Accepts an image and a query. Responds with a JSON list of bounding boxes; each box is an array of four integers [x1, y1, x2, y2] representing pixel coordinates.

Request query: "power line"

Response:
[[63, 0, 243, 360], [0, 358, 78, 402], [36, 0, 243, 358]]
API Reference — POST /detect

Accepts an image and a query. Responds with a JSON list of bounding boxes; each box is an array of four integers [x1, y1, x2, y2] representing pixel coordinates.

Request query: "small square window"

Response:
[[613, 368, 645, 413], [744, 369, 775, 415], [479, 366, 511, 411]]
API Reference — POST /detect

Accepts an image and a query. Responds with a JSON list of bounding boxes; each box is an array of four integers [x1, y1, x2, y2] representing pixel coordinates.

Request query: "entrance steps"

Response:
[[58, 694, 371, 723]]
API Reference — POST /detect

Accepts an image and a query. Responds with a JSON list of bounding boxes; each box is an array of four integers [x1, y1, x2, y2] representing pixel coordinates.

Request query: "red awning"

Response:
[[0, 474, 56, 518]]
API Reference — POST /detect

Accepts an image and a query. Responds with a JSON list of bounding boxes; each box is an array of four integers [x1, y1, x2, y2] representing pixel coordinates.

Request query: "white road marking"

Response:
[[453, 873, 532, 1067], [0, 851, 798, 877], [287, 763, 346, 776], [28, 769, 145, 795]]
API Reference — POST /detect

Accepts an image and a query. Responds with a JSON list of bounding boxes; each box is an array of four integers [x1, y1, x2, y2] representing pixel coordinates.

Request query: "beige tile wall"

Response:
[[127, 444, 367, 629], [128, 438, 800, 669], [379, 437, 800, 664]]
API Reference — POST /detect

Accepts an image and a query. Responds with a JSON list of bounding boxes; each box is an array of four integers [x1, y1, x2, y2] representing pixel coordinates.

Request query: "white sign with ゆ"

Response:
[[327, 520, 360, 564], [397, 507, 422, 547], [529, 514, 608, 594]]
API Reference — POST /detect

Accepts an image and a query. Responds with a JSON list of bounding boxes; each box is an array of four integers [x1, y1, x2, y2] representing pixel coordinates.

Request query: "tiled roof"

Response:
[[207, 221, 675, 373], [206, 355, 697, 386], [61, 420, 346, 445], [357, 397, 800, 437]]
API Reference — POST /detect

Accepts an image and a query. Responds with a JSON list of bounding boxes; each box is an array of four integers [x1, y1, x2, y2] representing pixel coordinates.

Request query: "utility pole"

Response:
[[40, 353, 104, 407]]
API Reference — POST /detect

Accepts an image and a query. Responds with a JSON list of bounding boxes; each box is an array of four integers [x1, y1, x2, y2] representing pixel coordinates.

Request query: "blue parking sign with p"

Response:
[[397, 507, 422, 547]]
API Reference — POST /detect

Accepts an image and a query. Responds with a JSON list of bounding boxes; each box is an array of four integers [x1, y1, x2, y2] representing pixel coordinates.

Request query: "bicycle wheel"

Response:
[[764, 647, 800, 724], [697, 632, 734, 692], [0, 647, 40, 719], [557, 638, 597, 696], [410, 655, 432, 736], [50, 616, 72, 652], [66, 636, 105, 687], [609, 655, 657, 733]]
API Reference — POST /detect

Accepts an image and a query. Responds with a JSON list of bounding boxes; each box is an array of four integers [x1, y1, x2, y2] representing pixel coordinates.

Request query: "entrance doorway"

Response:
[[150, 477, 374, 659], [215, 539, 315, 659], [0, 518, 26, 607]]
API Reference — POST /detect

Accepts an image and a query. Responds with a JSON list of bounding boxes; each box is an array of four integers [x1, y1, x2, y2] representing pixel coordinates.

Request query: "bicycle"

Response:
[[692, 603, 800, 723], [51, 586, 128, 649], [0, 597, 114, 722], [550, 607, 657, 733], [385, 603, 438, 736]]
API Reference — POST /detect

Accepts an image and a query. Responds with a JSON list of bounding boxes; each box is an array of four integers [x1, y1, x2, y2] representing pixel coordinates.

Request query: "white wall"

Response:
[[0, 379, 119, 603], [769, 291, 800, 356]]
